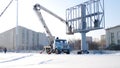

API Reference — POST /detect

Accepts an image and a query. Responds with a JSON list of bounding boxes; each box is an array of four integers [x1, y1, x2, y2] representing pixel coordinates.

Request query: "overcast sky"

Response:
[[0, 0, 120, 40]]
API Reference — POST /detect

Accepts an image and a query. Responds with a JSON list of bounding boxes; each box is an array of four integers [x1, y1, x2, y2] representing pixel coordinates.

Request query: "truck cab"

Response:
[[53, 38, 70, 54]]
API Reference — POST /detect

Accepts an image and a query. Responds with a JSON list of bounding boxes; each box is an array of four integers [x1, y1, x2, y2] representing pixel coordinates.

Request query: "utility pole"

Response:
[[15, 0, 19, 52]]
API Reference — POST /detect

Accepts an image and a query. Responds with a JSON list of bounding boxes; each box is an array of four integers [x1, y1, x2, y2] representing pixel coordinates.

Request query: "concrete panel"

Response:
[[0, 26, 49, 51]]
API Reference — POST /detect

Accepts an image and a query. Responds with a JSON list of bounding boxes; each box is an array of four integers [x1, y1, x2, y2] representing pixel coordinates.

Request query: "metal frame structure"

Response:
[[66, 0, 105, 53]]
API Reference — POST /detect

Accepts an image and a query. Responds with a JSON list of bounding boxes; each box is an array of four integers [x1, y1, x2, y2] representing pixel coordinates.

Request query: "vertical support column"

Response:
[[81, 32, 87, 51], [103, 0, 105, 28], [81, 4, 88, 53], [81, 4, 86, 30]]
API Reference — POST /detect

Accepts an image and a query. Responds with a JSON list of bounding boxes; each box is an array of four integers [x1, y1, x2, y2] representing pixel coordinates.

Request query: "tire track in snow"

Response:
[[21, 59, 53, 67], [38, 59, 53, 64], [0, 54, 33, 63]]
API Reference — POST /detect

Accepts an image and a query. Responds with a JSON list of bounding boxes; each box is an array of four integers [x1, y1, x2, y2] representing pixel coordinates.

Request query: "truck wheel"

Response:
[[77, 50, 82, 54], [77, 50, 89, 54], [66, 50, 70, 54], [55, 49, 61, 54]]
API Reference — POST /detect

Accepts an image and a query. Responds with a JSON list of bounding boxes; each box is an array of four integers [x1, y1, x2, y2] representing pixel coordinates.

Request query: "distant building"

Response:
[[101, 35, 106, 41], [100, 35, 106, 48], [106, 25, 120, 47], [86, 36, 92, 43], [0, 26, 49, 51]]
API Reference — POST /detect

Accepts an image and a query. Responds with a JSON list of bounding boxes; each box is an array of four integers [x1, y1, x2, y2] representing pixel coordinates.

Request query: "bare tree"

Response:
[[68, 39, 81, 50]]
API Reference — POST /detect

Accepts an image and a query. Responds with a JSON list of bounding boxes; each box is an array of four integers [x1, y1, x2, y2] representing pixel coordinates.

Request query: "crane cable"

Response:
[[0, 0, 14, 17]]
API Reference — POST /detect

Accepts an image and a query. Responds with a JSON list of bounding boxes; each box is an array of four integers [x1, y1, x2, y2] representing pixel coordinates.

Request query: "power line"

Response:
[[0, 0, 14, 17]]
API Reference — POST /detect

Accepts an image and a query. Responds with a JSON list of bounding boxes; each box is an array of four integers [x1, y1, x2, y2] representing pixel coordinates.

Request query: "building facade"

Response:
[[100, 35, 106, 48], [0, 26, 49, 51], [106, 25, 120, 47], [86, 36, 92, 43]]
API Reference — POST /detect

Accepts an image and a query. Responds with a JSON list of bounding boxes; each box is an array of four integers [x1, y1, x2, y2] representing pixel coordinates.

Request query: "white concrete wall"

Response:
[[106, 25, 120, 47], [0, 28, 15, 51], [0, 26, 49, 51], [17, 26, 49, 50], [86, 36, 92, 43]]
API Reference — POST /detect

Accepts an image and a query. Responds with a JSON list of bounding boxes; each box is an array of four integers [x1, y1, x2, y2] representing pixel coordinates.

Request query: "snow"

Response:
[[0, 52, 120, 68]]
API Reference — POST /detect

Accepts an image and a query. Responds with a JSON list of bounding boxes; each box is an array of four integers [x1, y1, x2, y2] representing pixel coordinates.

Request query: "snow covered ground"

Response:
[[0, 52, 120, 68]]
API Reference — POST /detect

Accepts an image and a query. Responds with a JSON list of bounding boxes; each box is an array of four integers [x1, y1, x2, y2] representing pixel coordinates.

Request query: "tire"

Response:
[[77, 51, 82, 54], [55, 49, 61, 54], [66, 50, 70, 54], [77, 50, 89, 54]]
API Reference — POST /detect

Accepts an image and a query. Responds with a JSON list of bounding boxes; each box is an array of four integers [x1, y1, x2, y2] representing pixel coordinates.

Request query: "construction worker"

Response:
[[3, 48, 7, 53], [68, 25, 72, 34], [94, 19, 99, 28]]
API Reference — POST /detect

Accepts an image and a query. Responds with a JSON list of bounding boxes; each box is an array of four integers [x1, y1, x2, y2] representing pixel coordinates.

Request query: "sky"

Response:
[[0, 0, 120, 40]]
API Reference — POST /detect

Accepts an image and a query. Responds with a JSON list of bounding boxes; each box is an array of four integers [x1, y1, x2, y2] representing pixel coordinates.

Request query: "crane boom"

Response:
[[33, 4, 55, 47], [34, 9, 52, 37], [33, 4, 67, 24], [33, 4, 73, 35]]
